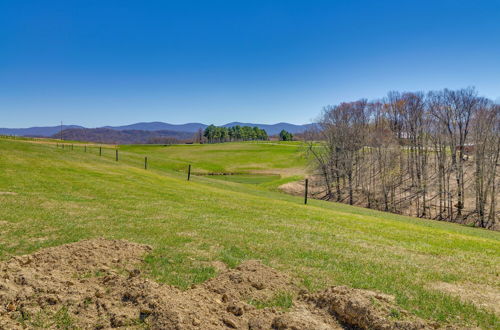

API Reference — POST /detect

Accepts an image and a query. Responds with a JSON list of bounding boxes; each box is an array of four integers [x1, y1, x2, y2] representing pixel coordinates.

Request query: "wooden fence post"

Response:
[[145, 157, 148, 170], [71, 144, 74, 150], [304, 178, 309, 205], [99, 147, 102, 156], [187, 164, 191, 181], [84, 145, 87, 152], [115, 149, 118, 161]]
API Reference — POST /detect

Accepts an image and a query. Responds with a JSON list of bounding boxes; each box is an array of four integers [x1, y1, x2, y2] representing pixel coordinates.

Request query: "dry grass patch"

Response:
[[428, 282, 500, 315]]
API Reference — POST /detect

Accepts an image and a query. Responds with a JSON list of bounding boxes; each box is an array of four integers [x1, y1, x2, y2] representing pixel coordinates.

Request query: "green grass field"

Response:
[[120, 141, 307, 174], [1, 138, 499, 328]]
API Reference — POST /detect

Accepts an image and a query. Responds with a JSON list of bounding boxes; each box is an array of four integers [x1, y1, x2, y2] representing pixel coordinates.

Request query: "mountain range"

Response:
[[0, 125, 85, 137], [0, 122, 313, 137], [55, 128, 194, 144]]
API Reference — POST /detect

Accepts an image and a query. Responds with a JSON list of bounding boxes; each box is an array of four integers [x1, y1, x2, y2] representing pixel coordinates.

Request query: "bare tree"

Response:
[[316, 100, 370, 204], [308, 87, 498, 229], [428, 88, 480, 220], [473, 102, 500, 228]]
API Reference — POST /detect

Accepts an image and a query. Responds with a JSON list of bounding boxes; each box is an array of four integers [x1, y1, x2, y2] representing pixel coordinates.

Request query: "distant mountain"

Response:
[[0, 125, 84, 137], [106, 122, 312, 135], [103, 122, 207, 132], [1, 121, 313, 137], [52, 128, 193, 144]]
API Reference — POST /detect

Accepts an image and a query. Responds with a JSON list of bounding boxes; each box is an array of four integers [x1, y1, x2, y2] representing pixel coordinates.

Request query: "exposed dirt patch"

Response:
[[429, 281, 500, 315], [278, 180, 304, 195], [1, 239, 430, 329], [279, 178, 323, 196], [251, 167, 305, 177], [304, 287, 430, 329], [211, 260, 229, 273], [0, 191, 18, 196]]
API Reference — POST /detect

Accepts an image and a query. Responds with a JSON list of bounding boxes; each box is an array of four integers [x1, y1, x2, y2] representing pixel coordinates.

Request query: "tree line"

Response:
[[202, 125, 269, 143], [306, 87, 499, 229]]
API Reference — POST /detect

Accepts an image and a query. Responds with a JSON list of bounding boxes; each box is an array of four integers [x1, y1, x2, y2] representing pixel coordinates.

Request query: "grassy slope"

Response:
[[120, 141, 307, 174], [0, 139, 499, 328]]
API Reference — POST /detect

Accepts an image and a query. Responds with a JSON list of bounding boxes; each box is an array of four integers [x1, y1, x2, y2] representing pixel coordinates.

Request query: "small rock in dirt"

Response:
[[6, 303, 16, 312], [110, 314, 127, 327], [248, 317, 270, 330], [227, 302, 244, 316], [223, 316, 239, 328], [251, 281, 265, 290], [229, 273, 243, 283], [139, 310, 151, 322], [128, 269, 140, 277], [45, 296, 58, 305]]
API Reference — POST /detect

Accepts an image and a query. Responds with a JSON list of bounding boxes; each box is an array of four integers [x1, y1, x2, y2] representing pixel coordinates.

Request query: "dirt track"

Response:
[[0, 239, 430, 329]]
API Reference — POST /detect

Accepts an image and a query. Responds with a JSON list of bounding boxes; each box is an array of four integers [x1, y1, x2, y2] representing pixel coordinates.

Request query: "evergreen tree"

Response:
[[279, 130, 293, 141], [203, 125, 269, 143]]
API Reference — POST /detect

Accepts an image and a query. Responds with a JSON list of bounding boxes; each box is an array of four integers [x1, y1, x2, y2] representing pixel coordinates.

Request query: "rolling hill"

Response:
[[52, 128, 194, 144], [0, 138, 498, 328], [102, 121, 207, 132], [0, 121, 313, 137], [0, 125, 84, 137]]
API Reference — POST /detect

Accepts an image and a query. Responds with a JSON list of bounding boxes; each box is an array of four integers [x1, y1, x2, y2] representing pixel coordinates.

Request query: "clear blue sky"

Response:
[[1, 0, 499, 128]]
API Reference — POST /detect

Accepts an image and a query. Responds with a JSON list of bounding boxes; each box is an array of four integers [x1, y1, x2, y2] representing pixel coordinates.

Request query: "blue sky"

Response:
[[1, 0, 499, 128]]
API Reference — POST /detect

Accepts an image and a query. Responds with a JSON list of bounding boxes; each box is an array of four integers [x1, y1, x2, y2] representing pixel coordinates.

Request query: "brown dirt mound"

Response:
[[304, 287, 430, 329], [0, 239, 430, 329]]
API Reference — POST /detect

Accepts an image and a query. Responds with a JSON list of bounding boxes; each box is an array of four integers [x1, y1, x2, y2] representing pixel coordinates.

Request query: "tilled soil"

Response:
[[0, 239, 430, 329]]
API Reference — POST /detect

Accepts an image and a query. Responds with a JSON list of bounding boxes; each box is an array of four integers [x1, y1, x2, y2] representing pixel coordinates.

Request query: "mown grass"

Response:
[[53, 141, 307, 189], [119, 141, 308, 174], [0, 138, 499, 328]]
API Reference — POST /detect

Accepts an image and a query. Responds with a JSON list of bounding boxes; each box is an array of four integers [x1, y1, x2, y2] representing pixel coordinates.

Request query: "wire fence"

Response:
[[48, 141, 311, 204]]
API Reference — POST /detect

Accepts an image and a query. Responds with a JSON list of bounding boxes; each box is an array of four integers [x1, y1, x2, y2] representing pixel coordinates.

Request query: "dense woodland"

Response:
[[52, 128, 191, 144], [201, 125, 268, 143], [307, 88, 499, 229]]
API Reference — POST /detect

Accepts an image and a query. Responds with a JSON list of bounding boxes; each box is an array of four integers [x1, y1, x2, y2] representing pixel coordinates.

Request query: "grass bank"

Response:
[[0, 138, 498, 328]]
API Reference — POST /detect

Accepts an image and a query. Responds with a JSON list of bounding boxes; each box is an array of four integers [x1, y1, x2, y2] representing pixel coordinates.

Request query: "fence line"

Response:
[[47, 141, 309, 205]]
